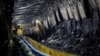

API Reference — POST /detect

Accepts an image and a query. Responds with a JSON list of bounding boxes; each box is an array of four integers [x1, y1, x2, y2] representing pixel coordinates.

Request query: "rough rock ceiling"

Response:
[[12, 0, 65, 24], [12, 0, 100, 25]]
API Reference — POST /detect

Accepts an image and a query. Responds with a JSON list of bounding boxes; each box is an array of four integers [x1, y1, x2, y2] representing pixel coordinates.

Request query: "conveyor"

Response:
[[15, 36, 77, 56]]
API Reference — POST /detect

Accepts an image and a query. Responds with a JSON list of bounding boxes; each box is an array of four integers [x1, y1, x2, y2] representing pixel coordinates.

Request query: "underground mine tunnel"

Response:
[[0, 0, 100, 56]]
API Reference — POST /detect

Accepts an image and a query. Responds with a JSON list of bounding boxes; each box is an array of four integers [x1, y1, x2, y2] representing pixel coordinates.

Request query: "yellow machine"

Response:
[[16, 24, 23, 36]]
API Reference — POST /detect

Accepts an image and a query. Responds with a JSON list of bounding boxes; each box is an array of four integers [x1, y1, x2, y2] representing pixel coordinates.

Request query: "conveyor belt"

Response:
[[21, 36, 77, 56], [14, 33, 77, 56]]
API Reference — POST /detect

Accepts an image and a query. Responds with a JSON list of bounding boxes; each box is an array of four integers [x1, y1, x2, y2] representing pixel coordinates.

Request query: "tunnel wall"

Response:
[[0, 0, 13, 55]]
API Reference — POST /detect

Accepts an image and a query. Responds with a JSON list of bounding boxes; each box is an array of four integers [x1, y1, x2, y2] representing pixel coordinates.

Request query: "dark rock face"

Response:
[[41, 17, 100, 56]]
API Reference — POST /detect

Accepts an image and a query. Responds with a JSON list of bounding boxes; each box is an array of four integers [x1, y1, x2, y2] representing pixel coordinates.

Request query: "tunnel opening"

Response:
[[0, 0, 100, 56]]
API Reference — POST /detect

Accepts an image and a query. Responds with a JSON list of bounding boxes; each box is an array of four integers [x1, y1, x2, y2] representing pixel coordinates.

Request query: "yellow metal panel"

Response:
[[17, 29, 23, 36]]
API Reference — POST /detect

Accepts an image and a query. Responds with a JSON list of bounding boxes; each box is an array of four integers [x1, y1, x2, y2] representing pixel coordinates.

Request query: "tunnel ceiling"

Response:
[[12, 0, 65, 25], [12, 0, 99, 25]]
